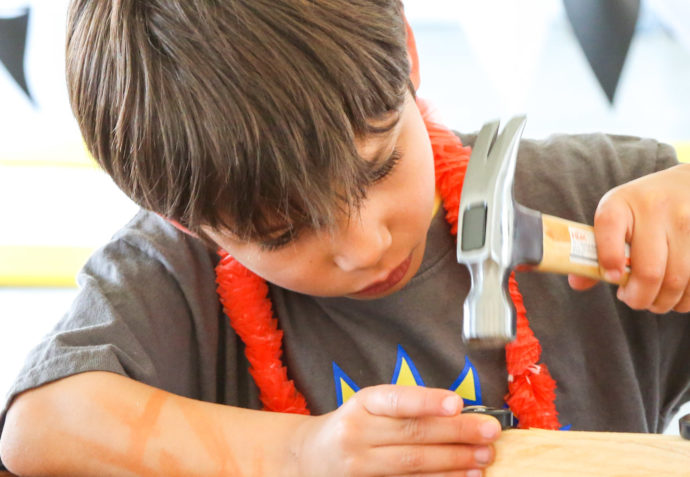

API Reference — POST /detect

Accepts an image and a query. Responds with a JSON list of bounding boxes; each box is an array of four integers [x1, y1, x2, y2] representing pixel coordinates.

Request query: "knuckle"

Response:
[[341, 456, 361, 477], [674, 292, 690, 313], [332, 416, 358, 451], [634, 264, 665, 285], [596, 187, 618, 209], [625, 298, 647, 311], [347, 387, 366, 408], [622, 289, 648, 310], [453, 413, 472, 442], [386, 388, 400, 413], [452, 414, 486, 443], [650, 303, 672, 315], [662, 273, 686, 294], [674, 204, 690, 235], [399, 447, 426, 471], [453, 446, 479, 469], [452, 415, 471, 439], [643, 191, 671, 213], [402, 417, 426, 441], [593, 206, 618, 228]]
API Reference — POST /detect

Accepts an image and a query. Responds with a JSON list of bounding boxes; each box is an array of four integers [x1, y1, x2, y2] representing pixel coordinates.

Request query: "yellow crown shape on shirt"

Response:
[[333, 345, 481, 407]]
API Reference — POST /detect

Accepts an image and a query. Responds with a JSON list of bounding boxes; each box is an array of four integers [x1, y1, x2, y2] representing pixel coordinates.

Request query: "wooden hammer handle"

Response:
[[535, 214, 630, 285]]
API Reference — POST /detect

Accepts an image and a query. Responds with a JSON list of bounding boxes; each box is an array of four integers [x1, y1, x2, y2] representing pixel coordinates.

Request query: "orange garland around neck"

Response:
[[215, 98, 560, 429]]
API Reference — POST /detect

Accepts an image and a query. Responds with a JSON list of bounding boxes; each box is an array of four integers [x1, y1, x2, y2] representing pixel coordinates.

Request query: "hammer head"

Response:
[[456, 117, 543, 347]]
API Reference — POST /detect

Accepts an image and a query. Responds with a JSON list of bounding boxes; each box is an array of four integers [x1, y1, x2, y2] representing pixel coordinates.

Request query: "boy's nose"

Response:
[[332, 217, 392, 272]]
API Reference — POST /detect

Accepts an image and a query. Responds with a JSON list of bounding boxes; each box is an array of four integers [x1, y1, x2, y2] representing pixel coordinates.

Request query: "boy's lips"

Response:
[[354, 252, 414, 296]]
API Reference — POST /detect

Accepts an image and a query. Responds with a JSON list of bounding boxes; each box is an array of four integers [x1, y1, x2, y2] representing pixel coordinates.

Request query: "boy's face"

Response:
[[203, 91, 436, 299]]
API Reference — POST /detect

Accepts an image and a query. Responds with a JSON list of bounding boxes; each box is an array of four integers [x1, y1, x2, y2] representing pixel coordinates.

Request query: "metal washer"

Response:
[[680, 413, 690, 440], [461, 405, 515, 430]]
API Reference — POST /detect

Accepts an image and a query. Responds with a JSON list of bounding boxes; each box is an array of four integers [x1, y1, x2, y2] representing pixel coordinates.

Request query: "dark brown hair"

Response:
[[66, 0, 410, 240]]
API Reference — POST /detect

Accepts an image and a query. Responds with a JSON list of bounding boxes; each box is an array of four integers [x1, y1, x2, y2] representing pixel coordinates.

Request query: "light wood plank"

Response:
[[488, 429, 690, 476]]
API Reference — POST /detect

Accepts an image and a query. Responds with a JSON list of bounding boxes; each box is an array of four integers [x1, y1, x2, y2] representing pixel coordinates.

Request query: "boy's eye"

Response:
[[258, 228, 299, 252], [371, 148, 402, 183]]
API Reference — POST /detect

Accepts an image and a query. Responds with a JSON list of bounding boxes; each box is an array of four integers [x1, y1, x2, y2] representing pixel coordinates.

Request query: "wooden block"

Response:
[[487, 429, 690, 476]]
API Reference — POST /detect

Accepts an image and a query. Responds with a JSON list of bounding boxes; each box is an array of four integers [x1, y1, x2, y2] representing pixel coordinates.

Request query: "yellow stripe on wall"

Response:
[[675, 142, 690, 163], [0, 246, 94, 287], [0, 159, 98, 169], [0, 141, 97, 169], [0, 141, 688, 288]]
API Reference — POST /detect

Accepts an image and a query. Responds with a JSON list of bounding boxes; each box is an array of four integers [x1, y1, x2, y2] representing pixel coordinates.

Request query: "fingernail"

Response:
[[617, 286, 627, 301], [442, 395, 460, 415], [474, 446, 491, 465], [604, 269, 621, 283], [466, 470, 483, 477], [480, 419, 499, 439]]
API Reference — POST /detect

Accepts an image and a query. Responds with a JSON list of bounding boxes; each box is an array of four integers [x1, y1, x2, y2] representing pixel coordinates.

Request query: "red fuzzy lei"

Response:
[[214, 99, 560, 429]]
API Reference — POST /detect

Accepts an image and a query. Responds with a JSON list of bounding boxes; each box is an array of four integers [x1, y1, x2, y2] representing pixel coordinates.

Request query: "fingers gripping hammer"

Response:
[[456, 117, 630, 347]]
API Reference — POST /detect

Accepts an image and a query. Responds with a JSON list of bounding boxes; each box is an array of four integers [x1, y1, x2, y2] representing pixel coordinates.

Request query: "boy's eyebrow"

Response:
[[252, 111, 405, 248], [363, 114, 403, 165], [258, 227, 297, 250], [369, 139, 396, 165]]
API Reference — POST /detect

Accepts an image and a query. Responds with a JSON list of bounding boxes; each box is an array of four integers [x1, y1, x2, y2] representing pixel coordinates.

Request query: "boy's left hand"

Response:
[[569, 163, 690, 313]]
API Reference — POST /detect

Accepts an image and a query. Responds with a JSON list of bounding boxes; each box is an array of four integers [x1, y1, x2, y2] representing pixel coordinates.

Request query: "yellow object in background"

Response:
[[676, 142, 690, 163], [0, 149, 131, 288], [0, 142, 689, 288], [0, 246, 93, 287], [0, 141, 97, 170]]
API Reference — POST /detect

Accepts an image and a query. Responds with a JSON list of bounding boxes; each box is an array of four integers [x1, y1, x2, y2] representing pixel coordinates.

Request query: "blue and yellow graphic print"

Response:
[[333, 345, 482, 407]]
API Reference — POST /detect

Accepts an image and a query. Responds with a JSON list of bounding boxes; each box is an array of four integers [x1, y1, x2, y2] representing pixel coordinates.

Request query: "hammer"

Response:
[[457, 117, 630, 347]]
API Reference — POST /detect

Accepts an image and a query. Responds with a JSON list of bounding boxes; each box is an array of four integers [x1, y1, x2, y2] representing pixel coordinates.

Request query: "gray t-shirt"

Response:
[[2, 133, 688, 451]]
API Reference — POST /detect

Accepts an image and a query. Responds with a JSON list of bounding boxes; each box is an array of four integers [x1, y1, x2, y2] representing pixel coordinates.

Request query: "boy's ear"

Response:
[[404, 15, 420, 90]]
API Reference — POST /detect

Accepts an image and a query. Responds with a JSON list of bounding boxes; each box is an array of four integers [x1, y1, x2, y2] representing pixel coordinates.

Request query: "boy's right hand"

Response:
[[295, 385, 501, 476]]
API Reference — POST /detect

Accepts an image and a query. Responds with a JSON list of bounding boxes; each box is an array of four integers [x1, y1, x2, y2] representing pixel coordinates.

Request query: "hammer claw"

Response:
[[469, 120, 500, 169]]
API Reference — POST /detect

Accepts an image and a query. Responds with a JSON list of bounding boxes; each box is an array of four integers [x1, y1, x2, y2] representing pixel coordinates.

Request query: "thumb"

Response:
[[568, 274, 599, 290], [360, 385, 463, 418]]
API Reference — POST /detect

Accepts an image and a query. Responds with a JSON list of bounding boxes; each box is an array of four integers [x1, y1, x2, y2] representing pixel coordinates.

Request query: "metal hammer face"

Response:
[[456, 117, 543, 347]]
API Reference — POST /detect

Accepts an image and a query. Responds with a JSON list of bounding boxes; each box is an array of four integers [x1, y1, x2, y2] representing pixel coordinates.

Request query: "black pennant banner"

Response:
[[0, 7, 33, 104], [563, 0, 640, 104]]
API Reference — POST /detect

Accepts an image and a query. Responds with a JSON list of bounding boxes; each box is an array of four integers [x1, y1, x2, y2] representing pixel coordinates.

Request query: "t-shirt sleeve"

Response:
[[0, 211, 223, 441], [513, 133, 678, 222]]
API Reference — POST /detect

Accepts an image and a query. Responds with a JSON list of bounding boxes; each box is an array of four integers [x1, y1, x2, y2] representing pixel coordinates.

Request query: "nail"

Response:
[[442, 395, 460, 415], [466, 470, 483, 477], [604, 269, 621, 283], [617, 286, 627, 301], [474, 446, 491, 465]]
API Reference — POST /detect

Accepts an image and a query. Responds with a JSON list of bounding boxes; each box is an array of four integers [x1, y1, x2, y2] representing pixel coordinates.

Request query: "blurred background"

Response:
[[1, 0, 689, 434]]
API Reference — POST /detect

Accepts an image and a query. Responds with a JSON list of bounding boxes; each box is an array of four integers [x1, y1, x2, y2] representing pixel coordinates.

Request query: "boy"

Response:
[[1, 0, 689, 475]]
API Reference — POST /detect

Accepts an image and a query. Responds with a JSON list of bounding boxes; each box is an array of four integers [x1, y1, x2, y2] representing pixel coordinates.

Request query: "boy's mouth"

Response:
[[353, 252, 413, 297]]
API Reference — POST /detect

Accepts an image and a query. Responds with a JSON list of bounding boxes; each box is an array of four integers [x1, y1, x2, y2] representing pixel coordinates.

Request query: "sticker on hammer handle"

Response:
[[568, 226, 631, 271]]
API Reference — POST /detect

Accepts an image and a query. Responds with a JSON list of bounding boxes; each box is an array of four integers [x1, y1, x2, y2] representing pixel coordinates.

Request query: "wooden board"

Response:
[[488, 429, 690, 476]]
